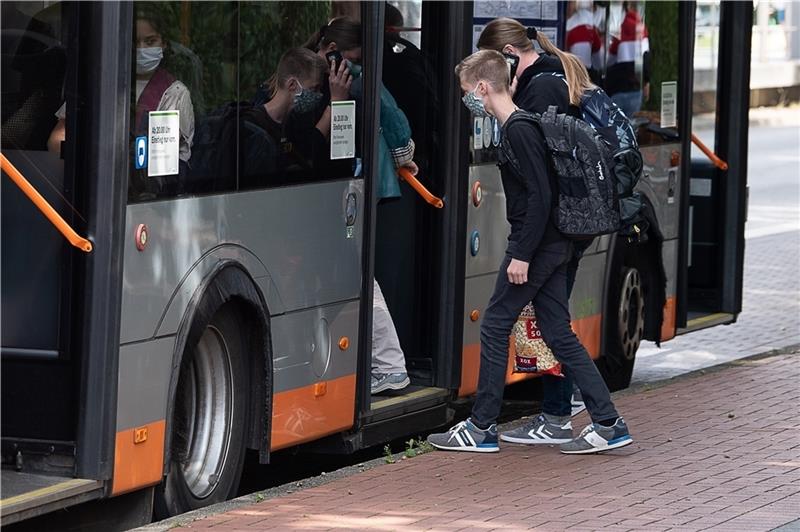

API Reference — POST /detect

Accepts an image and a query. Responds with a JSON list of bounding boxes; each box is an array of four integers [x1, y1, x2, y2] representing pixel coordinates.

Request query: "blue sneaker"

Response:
[[427, 418, 499, 453], [560, 418, 633, 454]]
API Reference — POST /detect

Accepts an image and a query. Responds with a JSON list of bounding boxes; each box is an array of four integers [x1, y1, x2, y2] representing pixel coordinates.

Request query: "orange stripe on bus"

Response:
[[459, 313, 602, 397], [111, 419, 165, 496], [661, 296, 677, 342], [270, 374, 356, 451]]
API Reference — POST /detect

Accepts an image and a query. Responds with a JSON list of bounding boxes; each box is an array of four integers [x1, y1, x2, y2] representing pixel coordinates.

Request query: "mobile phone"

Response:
[[503, 52, 520, 84], [325, 50, 344, 71]]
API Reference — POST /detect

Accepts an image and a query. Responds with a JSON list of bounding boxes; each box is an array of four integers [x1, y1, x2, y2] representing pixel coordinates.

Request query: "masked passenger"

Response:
[[308, 17, 417, 394], [128, 10, 194, 199]]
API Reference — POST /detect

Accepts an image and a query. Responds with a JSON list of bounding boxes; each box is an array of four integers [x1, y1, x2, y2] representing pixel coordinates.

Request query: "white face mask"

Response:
[[136, 47, 163, 75]]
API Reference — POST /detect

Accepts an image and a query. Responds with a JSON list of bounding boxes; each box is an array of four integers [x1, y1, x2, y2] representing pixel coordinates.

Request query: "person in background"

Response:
[[566, 0, 603, 85], [307, 17, 418, 394], [133, 10, 194, 167], [605, 1, 650, 117], [427, 50, 632, 455], [128, 9, 195, 199], [477, 17, 596, 444]]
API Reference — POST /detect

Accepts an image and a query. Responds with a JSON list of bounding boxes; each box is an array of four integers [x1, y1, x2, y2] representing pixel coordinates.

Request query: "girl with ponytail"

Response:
[[478, 17, 597, 435], [477, 17, 594, 112]]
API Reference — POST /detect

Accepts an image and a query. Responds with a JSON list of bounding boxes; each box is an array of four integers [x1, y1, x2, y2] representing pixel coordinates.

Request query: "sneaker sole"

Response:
[[571, 405, 587, 417], [371, 376, 411, 394], [560, 436, 633, 454], [428, 442, 500, 453], [500, 434, 572, 444]]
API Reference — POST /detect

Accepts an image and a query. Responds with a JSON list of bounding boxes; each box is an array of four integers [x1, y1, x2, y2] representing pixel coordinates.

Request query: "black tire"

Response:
[[598, 262, 645, 392], [154, 303, 250, 518]]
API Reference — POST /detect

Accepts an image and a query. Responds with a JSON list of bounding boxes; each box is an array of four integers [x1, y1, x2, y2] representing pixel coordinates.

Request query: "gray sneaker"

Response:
[[500, 414, 573, 444], [371, 372, 410, 394], [560, 418, 633, 454], [427, 418, 499, 453]]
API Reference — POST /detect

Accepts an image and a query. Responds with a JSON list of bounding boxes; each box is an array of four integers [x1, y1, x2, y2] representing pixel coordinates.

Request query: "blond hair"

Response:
[[477, 17, 594, 106], [268, 47, 328, 97], [454, 50, 511, 91]]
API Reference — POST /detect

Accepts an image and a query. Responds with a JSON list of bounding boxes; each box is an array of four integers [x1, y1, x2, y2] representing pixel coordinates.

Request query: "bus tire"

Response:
[[154, 303, 250, 518], [598, 265, 644, 391]]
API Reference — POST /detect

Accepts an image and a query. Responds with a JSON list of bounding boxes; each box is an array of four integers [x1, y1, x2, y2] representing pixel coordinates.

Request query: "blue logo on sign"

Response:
[[134, 136, 147, 169]]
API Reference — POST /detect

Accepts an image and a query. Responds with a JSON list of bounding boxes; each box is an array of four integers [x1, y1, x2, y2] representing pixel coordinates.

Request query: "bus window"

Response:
[[128, 2, 235, 201], [598, 1, 680, 146], [128, 1, 358, 202], [238, 1, 352, 190]]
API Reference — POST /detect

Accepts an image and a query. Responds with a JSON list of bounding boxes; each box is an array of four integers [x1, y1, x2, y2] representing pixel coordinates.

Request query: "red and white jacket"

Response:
[[566, 8, 602, 70], [608, 9, 649, 66]]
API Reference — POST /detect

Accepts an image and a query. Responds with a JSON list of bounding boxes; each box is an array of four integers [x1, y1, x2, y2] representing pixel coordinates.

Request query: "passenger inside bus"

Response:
[[128, 8, 195, 201], [307, 17, 417, 394], [239, 47, 352, 189]]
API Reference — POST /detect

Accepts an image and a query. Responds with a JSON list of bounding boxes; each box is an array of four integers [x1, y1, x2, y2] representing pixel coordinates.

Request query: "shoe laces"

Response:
[[578, 424, 596, 438]]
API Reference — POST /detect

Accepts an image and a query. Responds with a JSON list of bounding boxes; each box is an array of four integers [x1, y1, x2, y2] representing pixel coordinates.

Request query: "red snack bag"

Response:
[[512, 303, 564, 376]]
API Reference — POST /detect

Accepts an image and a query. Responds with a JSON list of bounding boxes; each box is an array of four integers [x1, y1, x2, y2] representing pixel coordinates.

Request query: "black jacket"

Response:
[[500, 111, 563, 262], [513, 54, 581, 118]]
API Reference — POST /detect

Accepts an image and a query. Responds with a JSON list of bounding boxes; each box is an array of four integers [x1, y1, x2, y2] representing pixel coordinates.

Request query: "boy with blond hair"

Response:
[[427, 50, 631, 454]]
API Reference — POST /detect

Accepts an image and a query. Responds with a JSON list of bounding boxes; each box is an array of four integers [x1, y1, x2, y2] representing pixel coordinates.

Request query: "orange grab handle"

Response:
[[1, 153, 93, 253], [397, 167, 444, 209], [691, 133, 728, 171]]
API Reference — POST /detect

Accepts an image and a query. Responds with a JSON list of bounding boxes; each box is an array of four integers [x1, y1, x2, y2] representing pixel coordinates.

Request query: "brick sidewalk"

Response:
[[168, 353, 800, 531]]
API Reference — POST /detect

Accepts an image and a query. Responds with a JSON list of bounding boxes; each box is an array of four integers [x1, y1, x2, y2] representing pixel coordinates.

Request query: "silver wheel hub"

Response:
[[176, 325, 234, 499]]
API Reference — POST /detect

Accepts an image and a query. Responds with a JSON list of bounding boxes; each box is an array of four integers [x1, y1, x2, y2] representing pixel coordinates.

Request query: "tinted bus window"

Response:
[[128, 1, 358, 203]]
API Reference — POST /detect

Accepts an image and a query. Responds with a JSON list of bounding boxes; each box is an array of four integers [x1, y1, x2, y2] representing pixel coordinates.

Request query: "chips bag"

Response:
[[512, 303, 563, 376]]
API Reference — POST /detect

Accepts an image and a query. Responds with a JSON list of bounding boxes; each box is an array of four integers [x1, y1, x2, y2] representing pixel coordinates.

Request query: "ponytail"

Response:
[[533, 30, 594, 106], [478, 17, 594, 106]]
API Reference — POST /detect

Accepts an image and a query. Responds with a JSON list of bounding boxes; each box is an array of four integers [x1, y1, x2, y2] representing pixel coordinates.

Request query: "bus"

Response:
[[1, 0, 751, 528]]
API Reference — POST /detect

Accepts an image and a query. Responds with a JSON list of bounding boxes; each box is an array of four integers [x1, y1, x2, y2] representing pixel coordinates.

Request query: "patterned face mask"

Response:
[[292, 81, 324, 113], [347, 60, 363, 77], [462, 87, 488, 117]]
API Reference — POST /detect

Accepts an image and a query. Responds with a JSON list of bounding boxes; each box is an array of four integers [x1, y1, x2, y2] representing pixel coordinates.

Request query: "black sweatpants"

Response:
[[470, 240, 619, 427]]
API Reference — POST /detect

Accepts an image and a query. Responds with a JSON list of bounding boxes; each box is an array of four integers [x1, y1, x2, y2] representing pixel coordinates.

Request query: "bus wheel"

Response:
[[598, 266, 644, 391], [155, 304, 250, 518]]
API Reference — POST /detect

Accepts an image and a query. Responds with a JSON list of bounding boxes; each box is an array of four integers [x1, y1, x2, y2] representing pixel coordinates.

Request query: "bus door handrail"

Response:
[[397, 167, 444, 209], [0, 153, 93, 253], [691, 133, 729, 171]]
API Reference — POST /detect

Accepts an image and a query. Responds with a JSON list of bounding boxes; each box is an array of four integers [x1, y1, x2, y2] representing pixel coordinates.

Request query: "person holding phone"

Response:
[[306, 17, 420, 394]]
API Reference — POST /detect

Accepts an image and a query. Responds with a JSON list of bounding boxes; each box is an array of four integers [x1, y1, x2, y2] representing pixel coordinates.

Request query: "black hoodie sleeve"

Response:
[[514, 75, 572, 115], [504, 119, 552, 261]]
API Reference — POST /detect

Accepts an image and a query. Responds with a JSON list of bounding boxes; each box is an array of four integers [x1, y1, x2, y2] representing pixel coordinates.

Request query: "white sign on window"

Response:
[[147, 110, 180, 177], [331, 100, 356, 160], [661, 81, 678, 128]]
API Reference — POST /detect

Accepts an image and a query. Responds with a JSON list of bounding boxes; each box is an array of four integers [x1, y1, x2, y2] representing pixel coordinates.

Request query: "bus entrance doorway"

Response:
[[363, 2, 463, 432], [680, 1, 752, 333]]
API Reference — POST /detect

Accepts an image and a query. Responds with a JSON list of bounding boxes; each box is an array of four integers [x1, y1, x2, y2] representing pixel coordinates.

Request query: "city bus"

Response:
[[1, 0, 751, 528]]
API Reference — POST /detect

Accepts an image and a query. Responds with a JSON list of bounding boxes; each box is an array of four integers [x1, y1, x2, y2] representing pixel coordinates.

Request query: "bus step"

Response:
[[0, 472, 103, 525]]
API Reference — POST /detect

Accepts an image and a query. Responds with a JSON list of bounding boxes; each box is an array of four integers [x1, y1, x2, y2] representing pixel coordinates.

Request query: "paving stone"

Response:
[[161, 351, 800, 531]]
